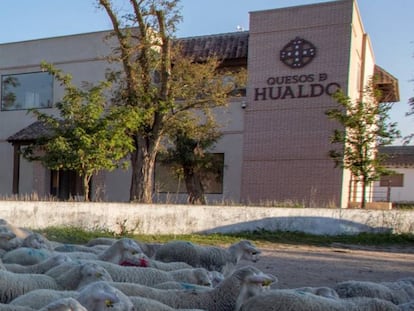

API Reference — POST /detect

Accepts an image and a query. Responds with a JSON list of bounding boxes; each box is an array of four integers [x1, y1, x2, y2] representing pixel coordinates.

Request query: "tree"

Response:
[[160, 111, 222, 204], [98, 0, 241, 203], [23, 62, 134, 201], [404, 94, 414, 143], [325, 82, 400, 208]]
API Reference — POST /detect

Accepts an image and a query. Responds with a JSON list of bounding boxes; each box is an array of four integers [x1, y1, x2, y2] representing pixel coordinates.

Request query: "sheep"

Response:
[[293, 286, 340, 300], [53, 243, 106, 255], [75, 281, 135, 311], [0, 230, 21, 252], [147, 258, 193, 271], [154, 239, 261, 275], [38, 297, 87, 311], [96, 261, 212, 287], [0, 261, 112, 304], [3, 237, 146, 266], [124, 266, 276, 311], [0, 304, 35, 311], [9, 282, 134, 311], [0, 269, 60, 303], [21, 232, 55, 250], [236, 289, 400, 311], [334, 279, 414, 305], [2, 247, 54, 265], [86, 237, 162, 258], [128, 296, 207, 311], [9, 289, 78, 310], [4, 254, 71, 274], [51, 262, 113, 290]]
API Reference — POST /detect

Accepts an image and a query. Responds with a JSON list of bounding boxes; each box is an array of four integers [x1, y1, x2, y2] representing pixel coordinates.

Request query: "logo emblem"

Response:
[[280, 37, 316, 69]]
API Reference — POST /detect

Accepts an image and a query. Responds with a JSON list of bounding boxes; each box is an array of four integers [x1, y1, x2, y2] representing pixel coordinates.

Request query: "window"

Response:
[[154, 153, 224, 194], [379, 174, 404, 187], [1, 72, 53, 111]]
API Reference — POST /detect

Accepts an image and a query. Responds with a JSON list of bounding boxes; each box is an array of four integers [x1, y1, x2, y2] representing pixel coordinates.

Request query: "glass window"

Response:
[[1, 72, 53, 111], [155, 153, 224, 194]]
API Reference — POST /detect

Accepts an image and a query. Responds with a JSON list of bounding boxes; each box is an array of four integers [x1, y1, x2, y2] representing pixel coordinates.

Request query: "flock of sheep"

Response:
[[0, 218, 413, 310]]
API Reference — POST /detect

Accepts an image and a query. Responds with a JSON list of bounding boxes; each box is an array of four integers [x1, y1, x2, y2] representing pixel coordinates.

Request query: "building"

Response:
[[374, 146, 414, 203], [0, 0, 400, 207]]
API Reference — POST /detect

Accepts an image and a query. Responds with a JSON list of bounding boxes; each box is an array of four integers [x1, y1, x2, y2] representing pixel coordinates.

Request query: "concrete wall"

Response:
[[0, 201, 412, 236]]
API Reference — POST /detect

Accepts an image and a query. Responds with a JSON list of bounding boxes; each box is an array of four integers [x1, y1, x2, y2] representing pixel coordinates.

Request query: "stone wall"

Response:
[[0, 201, 412, 235]]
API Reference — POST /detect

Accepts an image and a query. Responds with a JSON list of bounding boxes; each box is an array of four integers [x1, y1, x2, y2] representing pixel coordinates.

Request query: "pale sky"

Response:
[[0, 0, 413, 143]]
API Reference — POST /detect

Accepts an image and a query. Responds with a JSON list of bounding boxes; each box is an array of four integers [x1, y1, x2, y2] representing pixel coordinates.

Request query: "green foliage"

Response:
[[98, 0, 246, 203], [23, 62, 135, 200], [325, 81, 400, 207]]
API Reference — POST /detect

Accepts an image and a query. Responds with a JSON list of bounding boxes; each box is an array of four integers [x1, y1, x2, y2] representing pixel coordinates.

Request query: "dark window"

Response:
[[1, 72, 53, 111], [154, 153, 224, 194], [379, 174, 404, 187]]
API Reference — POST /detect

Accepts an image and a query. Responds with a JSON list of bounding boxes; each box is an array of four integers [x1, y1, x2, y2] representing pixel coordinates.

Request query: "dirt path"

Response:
[[237, 243, 414, 289]]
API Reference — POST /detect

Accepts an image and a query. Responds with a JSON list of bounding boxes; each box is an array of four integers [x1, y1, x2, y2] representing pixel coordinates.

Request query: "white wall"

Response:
[[374, 167, 414, 202], [0, 201, 412, 235]]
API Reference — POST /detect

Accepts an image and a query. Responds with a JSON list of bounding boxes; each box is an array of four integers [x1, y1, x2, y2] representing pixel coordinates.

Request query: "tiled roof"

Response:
[[178, 31, 249, 62], [379, 146, 414, 166], [7, 121, 52, 144]]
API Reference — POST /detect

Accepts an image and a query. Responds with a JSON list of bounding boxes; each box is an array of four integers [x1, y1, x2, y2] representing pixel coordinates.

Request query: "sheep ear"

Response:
[[248, 273, 278, 286]]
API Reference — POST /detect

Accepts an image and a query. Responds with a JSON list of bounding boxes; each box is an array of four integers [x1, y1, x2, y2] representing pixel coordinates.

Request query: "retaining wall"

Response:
[[0, 201, 413, 235]]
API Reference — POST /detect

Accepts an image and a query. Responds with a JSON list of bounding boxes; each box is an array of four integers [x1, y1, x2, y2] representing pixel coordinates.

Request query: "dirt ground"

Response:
[[236, 243, 414, 289]]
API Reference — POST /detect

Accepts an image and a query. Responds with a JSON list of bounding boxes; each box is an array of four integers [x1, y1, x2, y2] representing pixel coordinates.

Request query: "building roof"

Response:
[[178, 31, 249, 65], [374, 65, 400, 103], [379, 146, 414, 167], [7, 121, 52, 144]]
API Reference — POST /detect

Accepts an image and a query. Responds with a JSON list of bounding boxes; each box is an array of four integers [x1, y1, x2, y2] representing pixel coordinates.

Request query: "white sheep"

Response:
[[293, 286, 340, 300], [75, 281, 135, 311], [2, 247, 53, 265], [0, 229, 21, 252], [334, 279, 414, 305], [154, 240, 261, 275], [128, 296, 207, 311], [51, 262, 113, 290], [237, 288, 402, 311], [124, 265, 276, 311], [9, 282, 134, 311], [38, 297, 87, 311], [86, 237, 161, 258], [98, 261, 212, 287], [9, 289, 78, 310], [0, 303, 35, 311], [4, 254, 71, 274], [0, 269, 60, 303], [3, 237, 145, 266]]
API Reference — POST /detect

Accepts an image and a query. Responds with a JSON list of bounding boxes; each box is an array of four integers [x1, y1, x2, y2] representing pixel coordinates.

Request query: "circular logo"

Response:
[[280, 37, 316, 69]]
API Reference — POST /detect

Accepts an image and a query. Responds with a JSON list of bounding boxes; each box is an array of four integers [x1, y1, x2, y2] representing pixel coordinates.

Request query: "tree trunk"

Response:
[[129, 135, 158, 203], [183, 166, 206, 205], [82, 174, 91, 202], [361, 175, 367, 209]]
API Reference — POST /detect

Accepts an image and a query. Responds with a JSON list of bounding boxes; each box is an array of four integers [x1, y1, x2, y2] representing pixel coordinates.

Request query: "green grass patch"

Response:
[[35, 226, 414, 248]]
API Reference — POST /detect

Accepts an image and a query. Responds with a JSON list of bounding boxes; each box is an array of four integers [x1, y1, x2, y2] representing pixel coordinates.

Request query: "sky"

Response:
[[0, 0, 412, 144]]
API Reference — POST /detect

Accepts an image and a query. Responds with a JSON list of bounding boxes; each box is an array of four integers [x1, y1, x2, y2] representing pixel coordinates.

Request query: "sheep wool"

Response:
[[0, 270, 60, 303], [9, 289, 78, 310], [89, 261, 211, 287], [334, 280, 414, 305], [38, 297, 87, 311], [4, 254, 70, 274], [125, 266, 275, 311], [154, 240, 261, 275]]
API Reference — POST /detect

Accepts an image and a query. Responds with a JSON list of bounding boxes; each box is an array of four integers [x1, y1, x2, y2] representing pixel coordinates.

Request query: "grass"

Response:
[[35, 226, 414, 248]]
